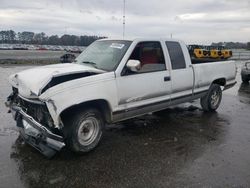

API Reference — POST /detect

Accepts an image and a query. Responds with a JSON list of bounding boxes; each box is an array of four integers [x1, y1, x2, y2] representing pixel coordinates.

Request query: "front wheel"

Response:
[[200, 84, 222, 112], [64, 108, 104, 153]]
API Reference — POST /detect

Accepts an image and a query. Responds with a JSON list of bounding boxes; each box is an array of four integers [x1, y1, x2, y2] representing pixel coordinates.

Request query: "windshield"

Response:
[[75, 40, 132, 71]]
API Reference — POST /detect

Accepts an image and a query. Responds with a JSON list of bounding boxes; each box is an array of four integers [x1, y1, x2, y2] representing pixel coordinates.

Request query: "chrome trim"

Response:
[[113, 90, 208, 122], [46, 137, 65, 151], [12, 105, 64, 146], [126, 60, 141, 72]]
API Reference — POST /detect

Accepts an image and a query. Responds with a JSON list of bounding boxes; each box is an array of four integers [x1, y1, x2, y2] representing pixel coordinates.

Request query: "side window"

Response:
[[125, 41, 166, 74], [165, 41, 186, 70]]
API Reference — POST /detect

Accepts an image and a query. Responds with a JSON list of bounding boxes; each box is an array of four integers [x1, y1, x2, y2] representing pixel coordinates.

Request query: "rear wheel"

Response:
[[242, 75, 249, 83], [64, 108, 104, 153], [200, 84, 222, 112]]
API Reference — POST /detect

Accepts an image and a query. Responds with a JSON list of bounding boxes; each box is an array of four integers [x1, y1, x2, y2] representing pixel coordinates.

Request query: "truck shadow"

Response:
[[10, 105, 229, 188]]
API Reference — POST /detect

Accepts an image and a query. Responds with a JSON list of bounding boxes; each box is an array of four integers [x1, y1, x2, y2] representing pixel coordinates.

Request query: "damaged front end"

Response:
[[5, 88, 65, 158], [6, 63, 106, 157]]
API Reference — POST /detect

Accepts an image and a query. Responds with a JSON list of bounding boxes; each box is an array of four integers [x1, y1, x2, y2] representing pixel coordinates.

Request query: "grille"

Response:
[[17, 96, 54, 128]]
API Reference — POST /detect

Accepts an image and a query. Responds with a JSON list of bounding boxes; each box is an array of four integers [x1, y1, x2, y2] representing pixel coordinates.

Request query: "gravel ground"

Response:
[[0, 62, 250, 188]]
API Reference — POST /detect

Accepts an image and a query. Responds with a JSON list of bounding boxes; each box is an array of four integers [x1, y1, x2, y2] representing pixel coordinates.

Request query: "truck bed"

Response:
[[192, 60, 236, 91], [191, 57, 230, 64]]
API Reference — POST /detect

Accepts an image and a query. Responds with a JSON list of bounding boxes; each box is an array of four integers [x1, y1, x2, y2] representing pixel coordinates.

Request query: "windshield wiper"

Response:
[[75, 61, 106, 71], [81, 61, 98, 68]]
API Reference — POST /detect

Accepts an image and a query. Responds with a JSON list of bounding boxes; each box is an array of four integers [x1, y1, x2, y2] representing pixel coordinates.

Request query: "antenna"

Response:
[[123, 0, 126, 38]]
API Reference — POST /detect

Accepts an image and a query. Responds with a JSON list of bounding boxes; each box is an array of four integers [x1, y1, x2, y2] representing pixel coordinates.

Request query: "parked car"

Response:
[[0, 44, 13, 50], [68, 48, 82, 54], [60, 53, 76, 63], [12, 44, 28, 50], [241, 61, 250, 83], [5, 38, 237, 157]]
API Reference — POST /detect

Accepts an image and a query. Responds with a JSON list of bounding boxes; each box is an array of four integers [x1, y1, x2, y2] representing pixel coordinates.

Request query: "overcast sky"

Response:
[[0, 0, 250, 44]]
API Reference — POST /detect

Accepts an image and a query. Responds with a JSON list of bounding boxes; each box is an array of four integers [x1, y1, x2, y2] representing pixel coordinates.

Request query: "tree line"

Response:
[[1, 30, 250, 49], [0, 30, 106, 46]]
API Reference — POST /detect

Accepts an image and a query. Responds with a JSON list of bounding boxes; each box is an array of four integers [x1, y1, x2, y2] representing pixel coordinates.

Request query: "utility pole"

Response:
[[123, 0, 126, 38]]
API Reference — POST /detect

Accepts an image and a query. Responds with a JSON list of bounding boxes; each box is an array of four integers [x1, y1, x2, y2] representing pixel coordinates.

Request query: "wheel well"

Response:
[[212, 78, 226, 86], [60, 99, 112, 124]]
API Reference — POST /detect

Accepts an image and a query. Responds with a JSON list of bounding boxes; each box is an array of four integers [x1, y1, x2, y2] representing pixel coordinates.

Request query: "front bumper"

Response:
[[6, 102, 65, 158]]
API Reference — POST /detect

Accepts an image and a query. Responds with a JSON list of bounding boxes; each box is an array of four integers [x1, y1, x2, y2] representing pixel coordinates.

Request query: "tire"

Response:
[[241, 75, 249, 83], [200, 84, 222, 112], [64, 108, 104, 153]]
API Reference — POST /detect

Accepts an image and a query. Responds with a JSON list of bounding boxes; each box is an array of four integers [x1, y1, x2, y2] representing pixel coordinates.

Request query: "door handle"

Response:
[[164, 76, 171, 82]]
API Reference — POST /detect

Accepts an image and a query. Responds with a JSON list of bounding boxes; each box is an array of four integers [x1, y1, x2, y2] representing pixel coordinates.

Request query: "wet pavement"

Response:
[[0, 63, 250, 188]]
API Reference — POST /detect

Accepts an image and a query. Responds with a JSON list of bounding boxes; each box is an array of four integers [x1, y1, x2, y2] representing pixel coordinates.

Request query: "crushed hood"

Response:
[[9, 63, 105, 98]]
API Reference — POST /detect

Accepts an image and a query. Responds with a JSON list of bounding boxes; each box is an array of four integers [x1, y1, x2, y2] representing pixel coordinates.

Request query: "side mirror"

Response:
[[126, 60, 141, 72]]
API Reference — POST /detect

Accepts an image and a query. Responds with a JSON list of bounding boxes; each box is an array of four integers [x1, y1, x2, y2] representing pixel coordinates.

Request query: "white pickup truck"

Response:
[[6, 38, 237, 157]]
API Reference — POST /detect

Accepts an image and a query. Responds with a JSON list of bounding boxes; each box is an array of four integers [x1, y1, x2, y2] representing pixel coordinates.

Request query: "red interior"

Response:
[[141, 50, 158, 66]]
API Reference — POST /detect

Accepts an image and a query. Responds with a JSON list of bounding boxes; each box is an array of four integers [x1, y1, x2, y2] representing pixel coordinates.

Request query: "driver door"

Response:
[[115, 41, 172, 119]]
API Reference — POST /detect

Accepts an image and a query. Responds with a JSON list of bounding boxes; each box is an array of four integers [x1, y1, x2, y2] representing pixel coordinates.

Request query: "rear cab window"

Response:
[[165, 41, 186, 70]]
